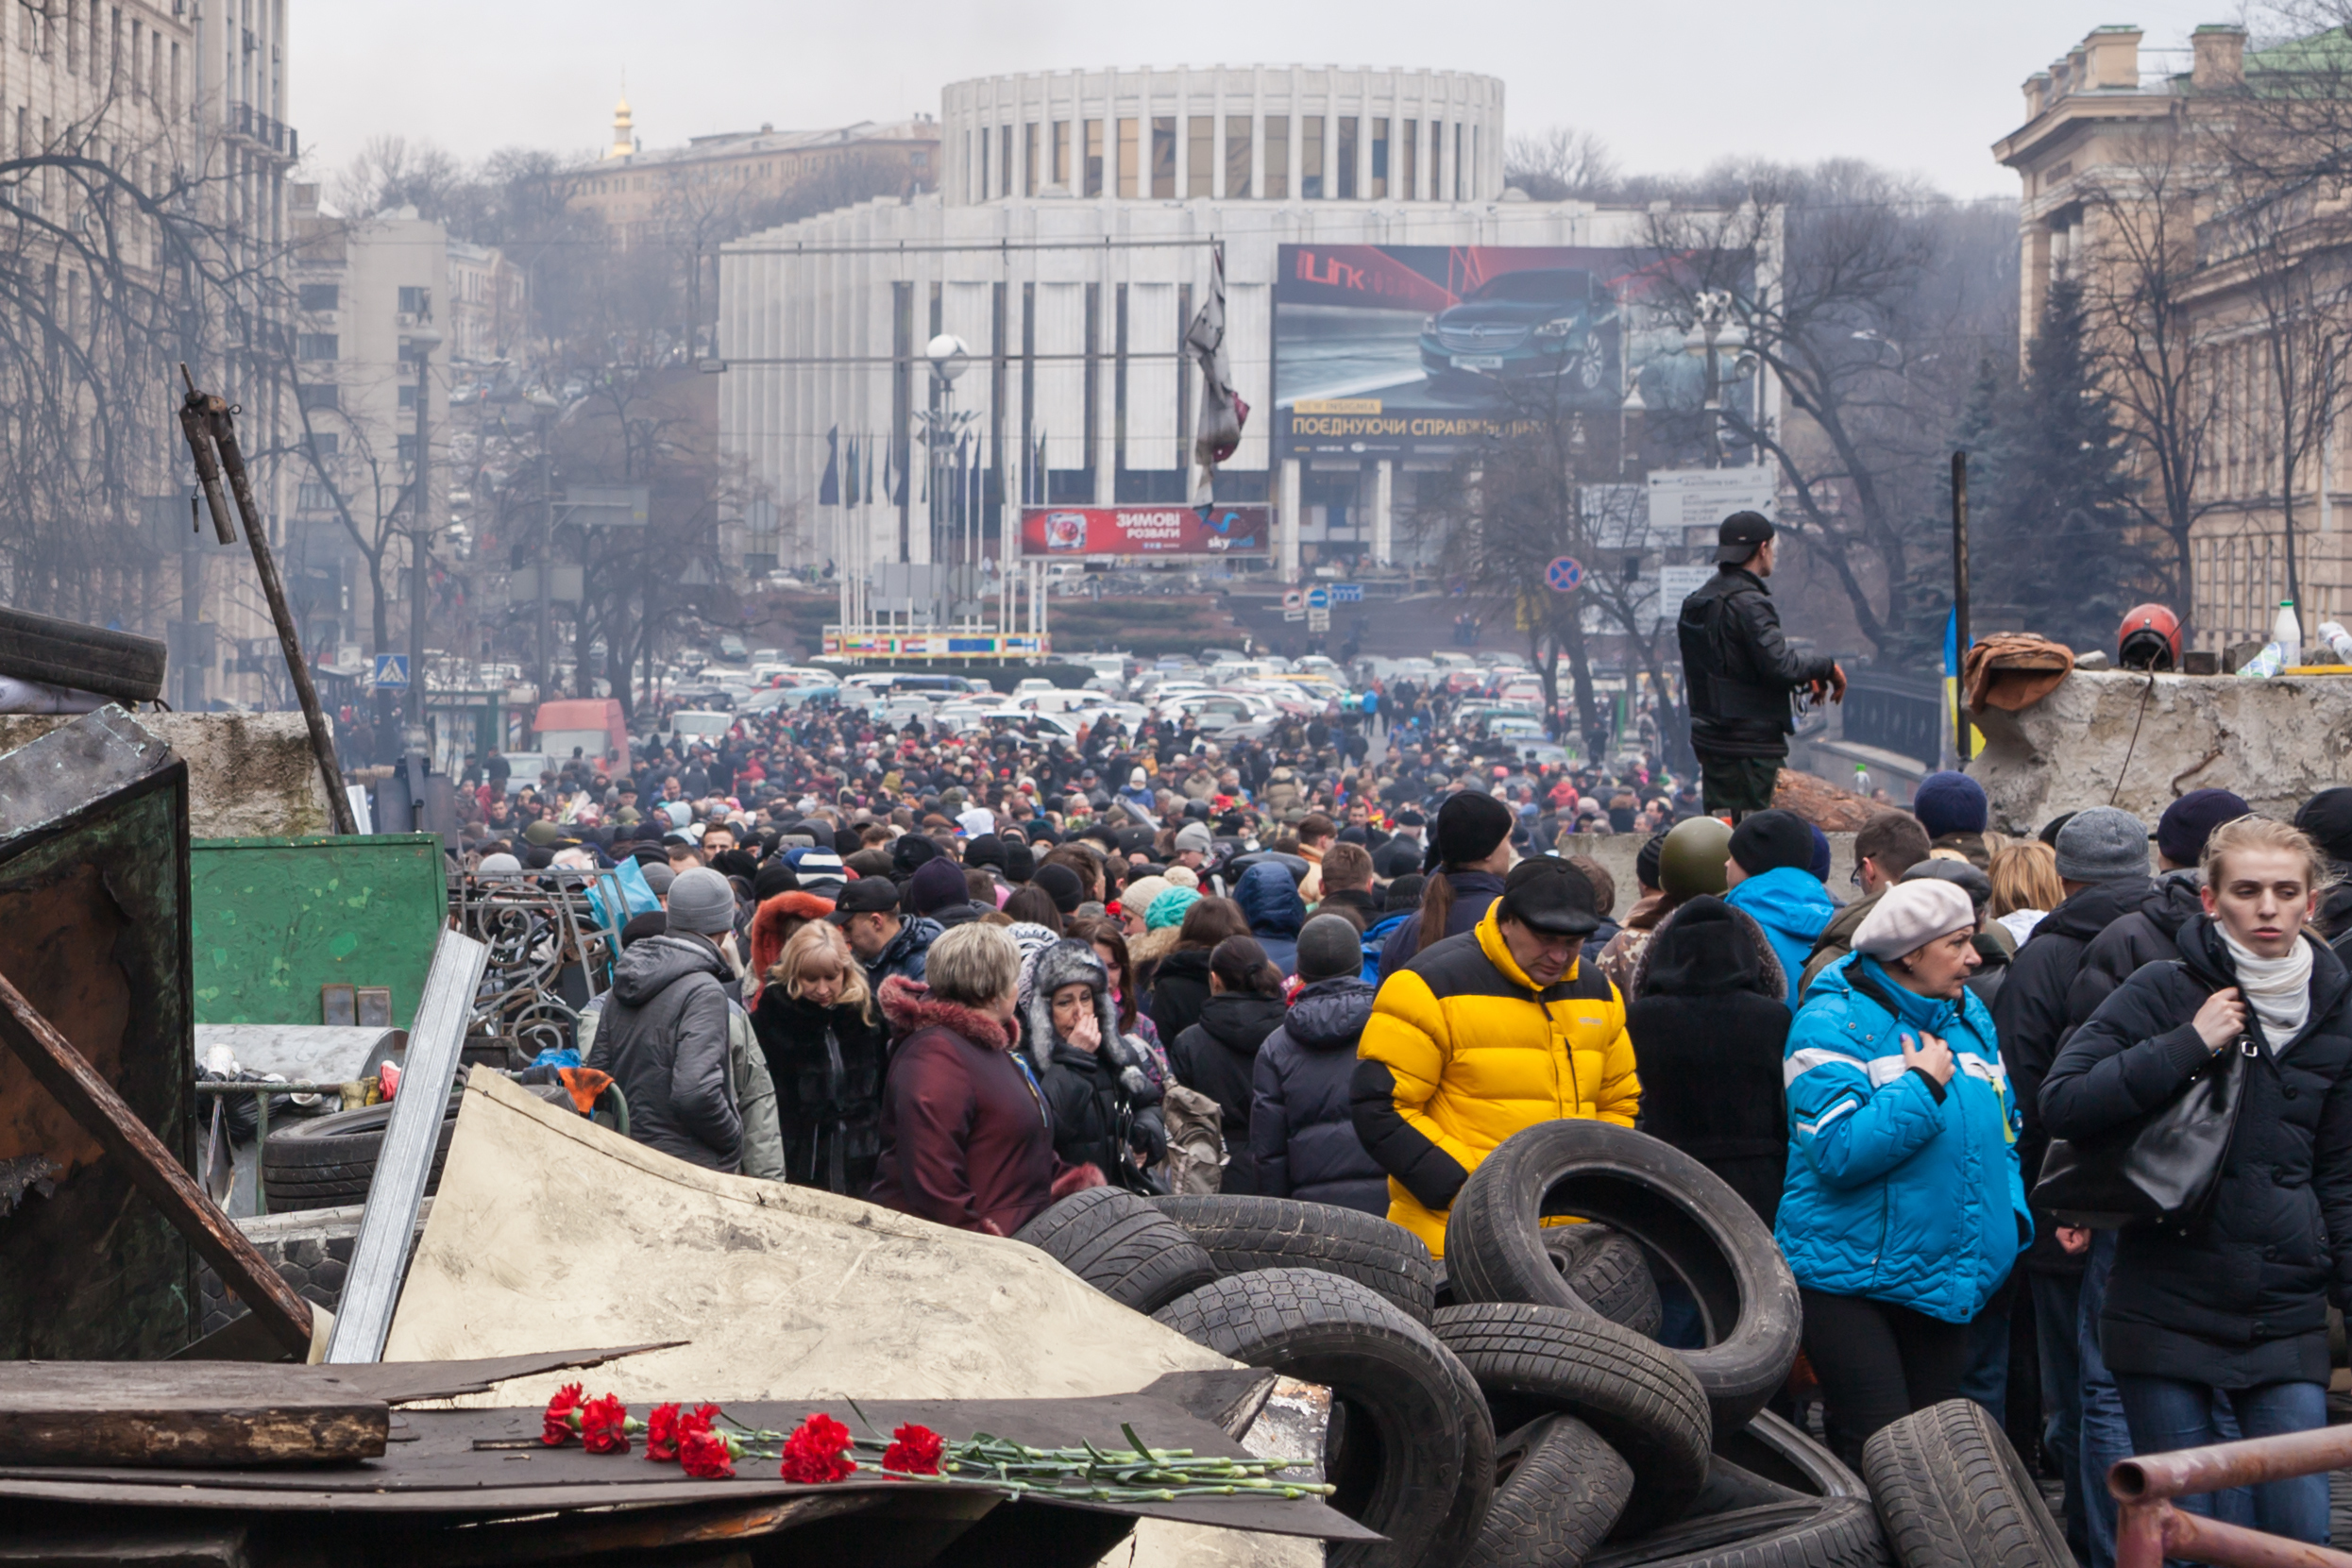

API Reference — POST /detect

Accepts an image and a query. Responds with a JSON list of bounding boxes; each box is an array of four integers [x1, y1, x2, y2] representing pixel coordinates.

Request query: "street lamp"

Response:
[[1683, 291, 1746, 468], [403, 327, 443, 743], [918, 334, 976, 607]]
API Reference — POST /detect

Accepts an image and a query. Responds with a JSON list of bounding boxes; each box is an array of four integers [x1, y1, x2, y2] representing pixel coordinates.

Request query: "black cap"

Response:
[[1497, 856, 1601, 936], [1715, 510, 1776, 565], [1729, 808, 1815, 876], [826, 877, 901, 923]]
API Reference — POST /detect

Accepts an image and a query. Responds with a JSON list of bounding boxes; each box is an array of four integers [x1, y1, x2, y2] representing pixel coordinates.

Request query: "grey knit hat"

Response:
[[1296, 914, 1365, 984], [666, 867, 736, 936], [641, 861, 677, 897], [2055, 807, 2149, 884]]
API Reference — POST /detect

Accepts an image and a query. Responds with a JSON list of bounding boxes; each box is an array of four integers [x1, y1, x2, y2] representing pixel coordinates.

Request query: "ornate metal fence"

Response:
[[448, 869, 635, 1059]]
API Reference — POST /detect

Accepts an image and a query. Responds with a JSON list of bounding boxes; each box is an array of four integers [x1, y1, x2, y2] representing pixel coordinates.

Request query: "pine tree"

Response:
[[1983, 276, 2139, 650]]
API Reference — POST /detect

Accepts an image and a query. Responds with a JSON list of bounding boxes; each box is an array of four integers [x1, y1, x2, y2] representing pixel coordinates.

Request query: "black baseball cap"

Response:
[[1498, 856, 1601, 937], [1716, 510, 1776, 565], [826, 878, 901, 923]]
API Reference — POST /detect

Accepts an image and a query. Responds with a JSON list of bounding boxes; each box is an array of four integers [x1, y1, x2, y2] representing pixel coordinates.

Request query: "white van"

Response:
[[663, 711, 735, 746]]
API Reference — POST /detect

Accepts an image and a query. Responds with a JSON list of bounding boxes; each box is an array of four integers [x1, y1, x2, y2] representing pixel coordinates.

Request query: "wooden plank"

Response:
[[404, 1492, 906, 1566], [0, 965, 313, 1357], [0, 1364, 384, 1468], [324, 1344, 685, 1406]]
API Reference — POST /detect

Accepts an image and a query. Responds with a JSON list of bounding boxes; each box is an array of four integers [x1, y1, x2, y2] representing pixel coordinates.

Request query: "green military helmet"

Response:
[[1659, 815, 1733, 901]]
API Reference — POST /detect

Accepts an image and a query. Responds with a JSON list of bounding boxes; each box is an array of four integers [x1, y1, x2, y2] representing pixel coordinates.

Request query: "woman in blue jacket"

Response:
[[1777, 878, 2030, 1462]]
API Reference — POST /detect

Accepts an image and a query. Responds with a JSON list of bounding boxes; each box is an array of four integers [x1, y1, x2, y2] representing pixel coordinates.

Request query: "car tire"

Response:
[[1585, 1499, 1894, 1568], [1721, 1408, 1870, 1501], [1154, 1268, 1470, 1568], [1432, 1301, 1712, 1533], [0, 604, 166, 705], [1150, 1194, 1438, 1323], [1461, 1413, 1633, 1568], [1424, 1341, 1497, 1568], [1443, 1121, 1802, 1440], [1545, 1222, 1664, 1338], [1011, 1188, 1219, 1315], [260, 1098, 458, 1213], [1861, 1399, 2071, 1568]]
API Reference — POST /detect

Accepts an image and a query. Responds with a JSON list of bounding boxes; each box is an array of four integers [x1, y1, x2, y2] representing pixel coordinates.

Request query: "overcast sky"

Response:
[[294, 0, 2234, 200]]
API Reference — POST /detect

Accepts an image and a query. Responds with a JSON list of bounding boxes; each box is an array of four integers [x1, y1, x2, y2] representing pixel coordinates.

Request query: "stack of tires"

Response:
[[1016, 1122, 2071, 1567]]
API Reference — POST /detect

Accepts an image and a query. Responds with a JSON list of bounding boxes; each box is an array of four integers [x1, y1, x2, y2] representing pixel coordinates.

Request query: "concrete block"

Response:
[[1549, 831, 1859, 918], [0, 711, 333, 838], [1969, 668, 2352, 835]]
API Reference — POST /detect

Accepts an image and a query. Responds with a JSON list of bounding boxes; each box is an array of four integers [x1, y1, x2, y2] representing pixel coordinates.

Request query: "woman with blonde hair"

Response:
[[750, 920, 889, 1195], [2043, 816, 2352, 1544], [1988, 840, 2064, 947]]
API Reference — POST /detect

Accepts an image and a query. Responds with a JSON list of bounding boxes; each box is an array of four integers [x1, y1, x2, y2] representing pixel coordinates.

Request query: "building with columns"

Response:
[[719, 64, 1682, 617]]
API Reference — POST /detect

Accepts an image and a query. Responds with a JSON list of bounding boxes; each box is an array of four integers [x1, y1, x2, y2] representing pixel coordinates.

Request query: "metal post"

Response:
[[1954, 450, 1971, 767], [537, 425, 553, 704], [406, 339, 434, 734]]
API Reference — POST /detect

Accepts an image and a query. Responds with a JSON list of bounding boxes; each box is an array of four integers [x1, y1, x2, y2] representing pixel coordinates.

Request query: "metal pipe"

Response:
[[2115, 1498, 2352, 1568], [1954, 450, 1971, 766], [2111, 1425, 2352, 1568]]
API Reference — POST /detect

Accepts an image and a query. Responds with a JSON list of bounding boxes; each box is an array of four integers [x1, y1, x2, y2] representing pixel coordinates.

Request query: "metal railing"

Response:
[[2113, 1425, 2352, 1567], [451, 868, 632, 1057], [228, 101, 297, 160]]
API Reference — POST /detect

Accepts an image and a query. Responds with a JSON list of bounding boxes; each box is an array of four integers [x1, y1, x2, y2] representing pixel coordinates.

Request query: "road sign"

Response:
[[1649, 467, 1777, 537], [372, 653, 410, 692], [1545, 556, 1585, 594], [1653, 565, 1716, 632], [1306, 586, 1331, 611], [1307, 608, 1331, 632], [1332, 582, 1363, 603], [1281, 587, 1305, 622]]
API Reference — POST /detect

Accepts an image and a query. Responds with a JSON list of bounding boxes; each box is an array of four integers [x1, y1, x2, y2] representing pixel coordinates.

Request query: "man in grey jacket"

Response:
[[586, 867, 743, 1171]]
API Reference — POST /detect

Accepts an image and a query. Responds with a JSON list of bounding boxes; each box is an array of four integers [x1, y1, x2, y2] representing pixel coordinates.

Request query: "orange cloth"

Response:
[[558, 1066, 613, 1116]]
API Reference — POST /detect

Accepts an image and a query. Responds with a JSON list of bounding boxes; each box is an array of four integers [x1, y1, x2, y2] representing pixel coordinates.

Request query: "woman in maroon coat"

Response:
[[869, 921, 1104, 1235]]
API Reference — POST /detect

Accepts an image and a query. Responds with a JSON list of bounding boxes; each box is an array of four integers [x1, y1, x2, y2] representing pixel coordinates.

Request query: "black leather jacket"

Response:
[[1676, 566, 1835, 758]]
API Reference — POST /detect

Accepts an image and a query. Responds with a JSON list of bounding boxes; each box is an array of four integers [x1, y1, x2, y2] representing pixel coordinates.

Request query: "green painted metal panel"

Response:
[[190, 834, 447, 1029]]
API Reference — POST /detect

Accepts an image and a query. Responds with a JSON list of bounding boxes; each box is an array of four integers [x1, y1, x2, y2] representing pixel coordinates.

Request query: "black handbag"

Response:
[[2032, 995, 2255, 1231]]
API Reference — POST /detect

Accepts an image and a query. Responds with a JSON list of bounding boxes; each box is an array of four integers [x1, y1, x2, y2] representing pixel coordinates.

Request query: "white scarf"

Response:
[[2220, 929, 2314, 1050]]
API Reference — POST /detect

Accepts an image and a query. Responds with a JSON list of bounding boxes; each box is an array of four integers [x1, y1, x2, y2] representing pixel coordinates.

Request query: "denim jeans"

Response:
[[2110, 1373, 2327, 1544], [1960, 1273, 2014, 1427], [2028, 1269, 2089, 1565], [2078, 1234, 2131, 1568]]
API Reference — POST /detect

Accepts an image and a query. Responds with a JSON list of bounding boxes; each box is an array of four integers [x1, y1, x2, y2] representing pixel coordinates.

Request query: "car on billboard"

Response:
[[1417, 269, 1616, 395]]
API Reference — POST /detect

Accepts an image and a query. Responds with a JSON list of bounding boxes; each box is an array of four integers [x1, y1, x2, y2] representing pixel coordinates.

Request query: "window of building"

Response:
[[1119, 118, 1139, 198], [297, 481, 334, 512], [398, 286, 430, 316], [1429, 118, 1443, 198], [1225, 115, 1251, 199], [1263, 117, 1288, 199], [1151, 117, 1176, 198], [1188, 115, 1212, 197], [298, 282, 337, 312], [1084, 119, 1103, 197], [1337, 118, 1359, 199], [398, 383, 415, 410], [1025, 122, 1039, 196], [1052, 120, 1069, 190], [1401, 118, 1417, 199], [308, 433, 337, 457], [397, 434, 416, 466], [999, 125, 1011, 198], [1370, 118, 1388, 199], [296, 332, 337, 361], [1301, 116, 1323, 199], [961, 128, 972, 197], [296, 384, 337, 412]]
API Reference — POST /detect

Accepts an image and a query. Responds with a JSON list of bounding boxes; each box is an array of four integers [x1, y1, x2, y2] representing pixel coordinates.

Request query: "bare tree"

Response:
[[1505, 126, 1621, 202]]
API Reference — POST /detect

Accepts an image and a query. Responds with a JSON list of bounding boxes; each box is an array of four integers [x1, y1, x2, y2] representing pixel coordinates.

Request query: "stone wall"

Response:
[[1970, 668, 2352, 835], [0, 711, 333, 839], [1555, 831, 1858, 919]]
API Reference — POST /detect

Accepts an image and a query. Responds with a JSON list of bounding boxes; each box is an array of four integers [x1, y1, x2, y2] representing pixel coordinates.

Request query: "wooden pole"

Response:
[[0, 964, 315, 1357], [1953, 450, 1972, 767], [178, 367, 359, 835]]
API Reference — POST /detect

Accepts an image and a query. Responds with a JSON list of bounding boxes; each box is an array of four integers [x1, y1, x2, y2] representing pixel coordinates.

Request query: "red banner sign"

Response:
[[1019, 505, 1271, 559]]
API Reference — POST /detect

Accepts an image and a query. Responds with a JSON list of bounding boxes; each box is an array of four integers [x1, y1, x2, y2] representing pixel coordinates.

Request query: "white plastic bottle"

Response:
[[2276, 600, 2304, 669], [2323, 620, 2352, 665]]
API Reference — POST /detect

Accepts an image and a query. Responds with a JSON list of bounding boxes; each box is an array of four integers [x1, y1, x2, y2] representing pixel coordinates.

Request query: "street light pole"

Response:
[[404, 328, 442, 740]]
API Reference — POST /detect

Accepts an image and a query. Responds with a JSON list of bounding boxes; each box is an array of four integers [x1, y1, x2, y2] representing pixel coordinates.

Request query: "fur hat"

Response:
[[1020, 939, 1155, 1100]]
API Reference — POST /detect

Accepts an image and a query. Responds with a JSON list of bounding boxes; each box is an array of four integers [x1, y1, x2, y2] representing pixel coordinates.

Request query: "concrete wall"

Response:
[[0, 712, 334, 838], [1970, 668, 2352, 835]]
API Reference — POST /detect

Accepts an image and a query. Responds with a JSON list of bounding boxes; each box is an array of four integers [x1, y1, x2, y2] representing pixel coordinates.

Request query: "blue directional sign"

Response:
[[372, 653, 411, 691], [1306, 586, 1331, 611], [1332, 582, 1363, 603], [1545, 556, 1585, 594]]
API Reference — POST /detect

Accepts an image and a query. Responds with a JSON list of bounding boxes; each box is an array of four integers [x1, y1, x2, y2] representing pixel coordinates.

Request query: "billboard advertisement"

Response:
[[1274, 244, 1734, 461], [1019, 504, 1271, 558]]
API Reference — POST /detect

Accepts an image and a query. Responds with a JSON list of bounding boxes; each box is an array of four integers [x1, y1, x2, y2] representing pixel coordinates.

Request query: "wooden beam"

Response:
[[0, 967, 314, 1357], [0, 1363, 385, 1467]]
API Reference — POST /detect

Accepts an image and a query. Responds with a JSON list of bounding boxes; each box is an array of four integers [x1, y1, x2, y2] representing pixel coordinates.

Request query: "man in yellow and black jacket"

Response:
[[1351, 855, 1640, 1255]]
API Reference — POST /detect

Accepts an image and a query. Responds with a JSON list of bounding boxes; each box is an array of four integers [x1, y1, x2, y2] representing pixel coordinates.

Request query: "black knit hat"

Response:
[[1728, 809, 1815, 877], [1426, 791, 1516, 873]]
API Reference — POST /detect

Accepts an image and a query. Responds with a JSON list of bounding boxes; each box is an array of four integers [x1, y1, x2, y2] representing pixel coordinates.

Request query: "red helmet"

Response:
[[2118, 604, 2182, 670]]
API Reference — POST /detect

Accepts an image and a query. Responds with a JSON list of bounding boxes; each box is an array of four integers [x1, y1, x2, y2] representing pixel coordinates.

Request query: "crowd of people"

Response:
[[468, 654, 2352, 1556]]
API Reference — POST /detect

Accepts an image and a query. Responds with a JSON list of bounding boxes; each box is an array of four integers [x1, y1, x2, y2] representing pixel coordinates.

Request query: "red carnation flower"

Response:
[[542, 1382, 585, 1446], [680, 1402, 720, 1438], [645, 1402, 683, 1463], [581, 1393, 631, 1455], [881, 1423, 944, 1476], [779, 1412, 856, 1484], [680, 1426, 736, 1479]]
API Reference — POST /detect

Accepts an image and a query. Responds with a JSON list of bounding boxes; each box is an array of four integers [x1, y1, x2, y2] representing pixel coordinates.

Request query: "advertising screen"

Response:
[[1274, 243, 1725, 461], [1019, 504, 1271, 558]]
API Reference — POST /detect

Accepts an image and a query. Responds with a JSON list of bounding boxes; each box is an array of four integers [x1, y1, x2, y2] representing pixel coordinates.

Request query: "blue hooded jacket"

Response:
[[1725, 867, 1837, 1009], [1775, 951, 2029, 1324], [1234, 861, 1307, 977]]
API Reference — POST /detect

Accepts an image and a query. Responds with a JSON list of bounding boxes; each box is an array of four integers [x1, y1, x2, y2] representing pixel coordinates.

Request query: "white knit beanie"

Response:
[[1852, 880, 1976, 961]]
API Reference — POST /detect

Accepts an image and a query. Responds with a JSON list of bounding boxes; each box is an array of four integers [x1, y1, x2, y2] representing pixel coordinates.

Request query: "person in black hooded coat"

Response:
[[1169, 936, 1290, 1196], [2041, 818, 2352, 1545], [1623, 895, 1791, 1226], [1251, 916, 1388, 1213], [1024, 938, 1167, 1194], [1148, 897, 1249, 1048]]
